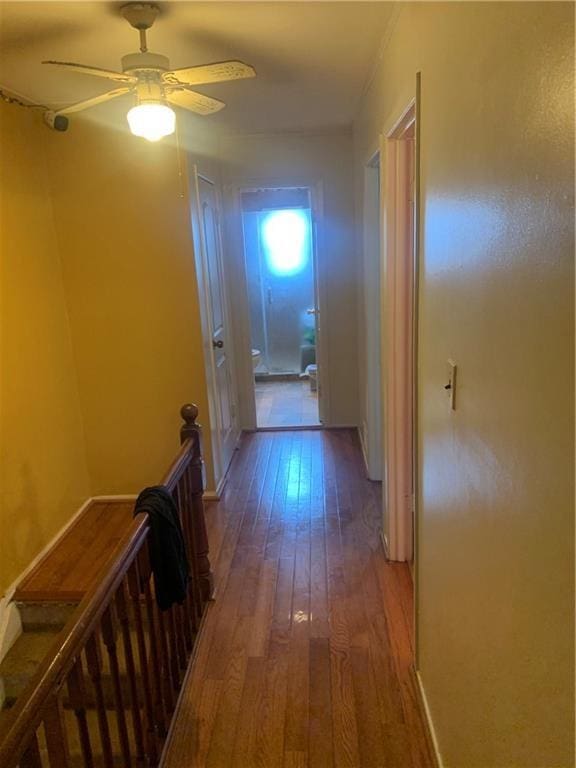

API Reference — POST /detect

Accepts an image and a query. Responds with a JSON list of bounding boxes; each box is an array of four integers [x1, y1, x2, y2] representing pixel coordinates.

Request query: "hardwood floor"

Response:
[[162, 429, 435, 768]]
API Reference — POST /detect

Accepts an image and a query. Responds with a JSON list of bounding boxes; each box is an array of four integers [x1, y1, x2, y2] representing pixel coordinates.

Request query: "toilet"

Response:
[[251, 349, 261, 370]]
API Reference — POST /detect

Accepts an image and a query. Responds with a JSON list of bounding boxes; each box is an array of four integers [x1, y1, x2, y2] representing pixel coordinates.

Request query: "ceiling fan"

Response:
[[42, 2, 256, 141]]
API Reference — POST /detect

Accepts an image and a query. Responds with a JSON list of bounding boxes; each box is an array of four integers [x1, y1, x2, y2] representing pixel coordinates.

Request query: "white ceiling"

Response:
[[0, 1, 392, 134]]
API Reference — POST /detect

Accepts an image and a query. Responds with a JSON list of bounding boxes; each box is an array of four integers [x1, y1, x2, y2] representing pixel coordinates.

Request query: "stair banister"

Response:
[[0, 404, 212, 768]]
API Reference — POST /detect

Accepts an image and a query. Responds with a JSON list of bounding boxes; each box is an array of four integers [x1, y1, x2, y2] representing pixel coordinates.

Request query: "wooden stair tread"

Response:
[[15, 501, 135, 602]]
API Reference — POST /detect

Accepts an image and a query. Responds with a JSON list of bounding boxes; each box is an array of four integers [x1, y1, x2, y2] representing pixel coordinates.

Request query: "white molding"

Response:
[[223, 179, 332, 430], [91, 494, 137, 502], [359, 423, 369, 475], [415, 670, 444, 768], [379, 529, 390, 560]]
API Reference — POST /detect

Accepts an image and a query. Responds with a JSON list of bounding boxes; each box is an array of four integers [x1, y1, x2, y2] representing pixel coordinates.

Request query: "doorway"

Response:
[[383, 104, 417, 566], [363, 152, 383, 480], [240, 187, 321, 428]]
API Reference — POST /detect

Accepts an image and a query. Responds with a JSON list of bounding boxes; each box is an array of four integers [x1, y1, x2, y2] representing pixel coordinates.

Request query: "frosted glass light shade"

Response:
[[127, 103, 176, 142]]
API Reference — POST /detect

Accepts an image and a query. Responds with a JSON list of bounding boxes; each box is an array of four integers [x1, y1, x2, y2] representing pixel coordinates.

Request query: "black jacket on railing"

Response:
[[134, 486, 189, 611]]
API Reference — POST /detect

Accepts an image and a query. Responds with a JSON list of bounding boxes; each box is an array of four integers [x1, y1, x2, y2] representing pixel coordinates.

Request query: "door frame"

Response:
[[362, 149, 383, 480], [381, 98, 418, 564], [189, 166, 240, 490], [223, 178, 330, 430]]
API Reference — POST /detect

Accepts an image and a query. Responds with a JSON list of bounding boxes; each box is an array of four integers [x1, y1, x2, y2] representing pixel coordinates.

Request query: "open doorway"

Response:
[[363, 152, 383, 480], [383, 102, 417, 568], [240, 187, 321, 428]]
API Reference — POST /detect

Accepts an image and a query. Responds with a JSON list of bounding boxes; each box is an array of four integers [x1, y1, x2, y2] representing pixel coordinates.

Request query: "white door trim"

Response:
[[223, 178, 330, 429], [362, 150, 383, 480], [381, 98, 417, 563]]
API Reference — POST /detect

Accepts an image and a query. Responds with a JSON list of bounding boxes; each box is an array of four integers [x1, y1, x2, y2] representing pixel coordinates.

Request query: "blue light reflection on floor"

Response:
[[261, 209, 310, 276]]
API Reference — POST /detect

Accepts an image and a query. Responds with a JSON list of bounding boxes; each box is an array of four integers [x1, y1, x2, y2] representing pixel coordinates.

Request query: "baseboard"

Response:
[[359, 423, 369, 474], [380, 529, 390, 559], [415, 670, 444, 768], [92, 494, 138, 502]]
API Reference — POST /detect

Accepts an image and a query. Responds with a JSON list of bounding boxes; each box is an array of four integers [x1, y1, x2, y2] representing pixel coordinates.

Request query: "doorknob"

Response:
[[306, 308, 319, 315], [212, 339, 224, 349]]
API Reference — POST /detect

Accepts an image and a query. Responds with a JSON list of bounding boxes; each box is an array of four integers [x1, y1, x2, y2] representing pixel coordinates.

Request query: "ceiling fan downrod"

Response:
[[120, 3, 160, 52]]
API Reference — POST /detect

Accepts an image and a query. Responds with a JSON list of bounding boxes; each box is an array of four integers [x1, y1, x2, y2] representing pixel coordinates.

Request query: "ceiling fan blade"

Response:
[[43, 60, 137, 85], [56, 87, 133, 116], [166, 88, 225, 115], [162, 60, 256, 87]]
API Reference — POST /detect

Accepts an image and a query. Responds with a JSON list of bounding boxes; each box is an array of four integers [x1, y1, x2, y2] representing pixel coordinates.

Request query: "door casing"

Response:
[[362, 150, 383, 481], [381, 100, 418, 564], [224, 180, 329, 430]]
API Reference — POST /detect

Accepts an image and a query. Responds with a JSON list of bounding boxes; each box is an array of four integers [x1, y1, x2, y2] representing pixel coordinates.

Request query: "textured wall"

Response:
[[45, 114, 215, 494], [354, 3, 574, 765], [0, 103, 91, 593]]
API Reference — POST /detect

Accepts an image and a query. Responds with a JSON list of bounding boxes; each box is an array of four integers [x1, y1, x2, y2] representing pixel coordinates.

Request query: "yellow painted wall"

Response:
[[0, 102, 91, 594], [354, 3, 574, 766], [45, 113, 216, 494]]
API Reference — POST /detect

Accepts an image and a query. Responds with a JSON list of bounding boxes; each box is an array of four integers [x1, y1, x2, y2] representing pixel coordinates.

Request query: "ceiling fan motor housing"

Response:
[[120, 3, 160, 31], [121, 52, 170, 74]]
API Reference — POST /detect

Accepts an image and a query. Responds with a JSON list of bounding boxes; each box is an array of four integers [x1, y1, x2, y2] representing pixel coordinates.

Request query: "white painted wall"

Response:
[[218, 131, 360, 428]]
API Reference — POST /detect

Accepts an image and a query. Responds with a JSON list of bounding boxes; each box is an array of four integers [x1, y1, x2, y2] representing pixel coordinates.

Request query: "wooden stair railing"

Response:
[[0, 404, 213, 768]]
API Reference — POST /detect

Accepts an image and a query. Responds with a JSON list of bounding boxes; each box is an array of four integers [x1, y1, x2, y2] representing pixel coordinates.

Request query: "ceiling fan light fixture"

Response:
[[127, 101, 175, 142]]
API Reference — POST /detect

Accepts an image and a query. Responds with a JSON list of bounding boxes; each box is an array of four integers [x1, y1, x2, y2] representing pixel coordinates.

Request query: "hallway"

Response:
[[162, 429, 435, 767]]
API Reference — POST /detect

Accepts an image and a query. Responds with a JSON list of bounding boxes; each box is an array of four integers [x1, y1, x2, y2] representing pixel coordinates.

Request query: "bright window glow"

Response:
[[261, 210, 309, 276], [127, 103, 176, 142]]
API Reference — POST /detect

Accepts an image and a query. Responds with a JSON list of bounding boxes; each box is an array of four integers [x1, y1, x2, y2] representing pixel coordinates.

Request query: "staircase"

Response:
[[1, 603, 74, 706], [1, 601, 154, 766], [0, 404, 214, 768]]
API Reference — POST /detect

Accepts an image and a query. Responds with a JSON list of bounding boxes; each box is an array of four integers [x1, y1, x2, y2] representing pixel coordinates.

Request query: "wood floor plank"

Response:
[[309, 637, 334, 768], [161, 429, 436, 768]]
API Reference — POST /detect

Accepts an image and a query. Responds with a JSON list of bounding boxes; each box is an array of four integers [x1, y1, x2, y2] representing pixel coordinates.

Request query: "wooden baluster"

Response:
[[43, 694, 70, 767], [156, 602, 179, 700], [168, 601, 186, 675], [180, 403, 214, 603], [101, 604, 132, 767], [127, 559, 161, 760], [175, 480, 194, 650], [179, 472, 202, 635], [142, 561, 174, 716], [86, 633, 114, 768], [67, 656, 94, 768], [177, 471, 198, 634], [116, 581, 146, 764], [184, 462, 204, 628], [19, 731, 43, 768]]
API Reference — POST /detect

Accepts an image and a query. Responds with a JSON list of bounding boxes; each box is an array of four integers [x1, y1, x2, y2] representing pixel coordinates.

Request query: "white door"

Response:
[[192, 172, 237, 484]]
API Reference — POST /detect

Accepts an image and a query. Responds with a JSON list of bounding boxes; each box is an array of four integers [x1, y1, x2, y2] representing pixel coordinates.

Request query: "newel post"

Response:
[[180, 404, 214, 602]]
